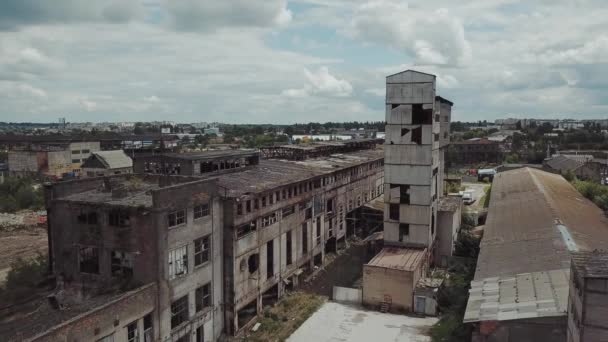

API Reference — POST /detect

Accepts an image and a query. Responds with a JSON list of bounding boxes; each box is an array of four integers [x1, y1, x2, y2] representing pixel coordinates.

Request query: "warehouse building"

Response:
[[464, 168, 608, 342]]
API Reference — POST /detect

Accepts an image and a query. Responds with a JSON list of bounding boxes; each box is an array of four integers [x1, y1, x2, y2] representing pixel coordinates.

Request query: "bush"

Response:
[[1, 253, 48, 301], [0, 194, 19, 212], [572, 179, 608, 210], [0, 176, 44, 212]]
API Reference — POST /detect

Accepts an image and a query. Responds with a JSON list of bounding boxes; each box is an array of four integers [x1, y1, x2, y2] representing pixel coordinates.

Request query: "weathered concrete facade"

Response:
[[20, 146, 385, 342], [8, 141, 100, 178], [568, 252, 608, 342], [45, 174, 224, 342]]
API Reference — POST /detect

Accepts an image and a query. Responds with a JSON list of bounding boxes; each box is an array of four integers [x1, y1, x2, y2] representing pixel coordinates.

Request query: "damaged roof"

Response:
[[571, 251, 608, 278], [89, 150, 133, 169], [216, 149, 383, 197]]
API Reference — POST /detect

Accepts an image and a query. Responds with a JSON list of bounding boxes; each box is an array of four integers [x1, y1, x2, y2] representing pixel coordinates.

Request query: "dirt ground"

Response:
[[0, 226, 48, 283]]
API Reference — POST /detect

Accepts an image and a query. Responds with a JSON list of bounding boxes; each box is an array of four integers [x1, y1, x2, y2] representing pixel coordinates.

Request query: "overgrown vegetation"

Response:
[[445, 182, 465, 194], [0, 253, 48, 303], [0, 176, 44, 213], [430, 213, 480, 342], [244, 292, 325, 342], [572, 178, 608, 210], [481, 185, 492, 208]]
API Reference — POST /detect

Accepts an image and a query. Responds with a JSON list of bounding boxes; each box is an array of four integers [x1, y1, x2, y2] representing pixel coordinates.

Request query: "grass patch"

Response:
[[244, 292, 325, 342], [480, 185, 492, 208]]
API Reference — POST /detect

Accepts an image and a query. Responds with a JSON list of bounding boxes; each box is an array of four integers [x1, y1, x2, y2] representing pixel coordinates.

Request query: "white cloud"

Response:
[[345, 1, 472, 66], [144, 95, 160, 102], [283, 67, 353, 98], [0, 81, 47, 99], [80, 99, 98, 111], [164, 0, 292, 31]]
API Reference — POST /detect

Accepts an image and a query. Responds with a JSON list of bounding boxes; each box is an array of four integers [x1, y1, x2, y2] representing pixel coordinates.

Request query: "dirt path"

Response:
[[0, 226, 48, 283]]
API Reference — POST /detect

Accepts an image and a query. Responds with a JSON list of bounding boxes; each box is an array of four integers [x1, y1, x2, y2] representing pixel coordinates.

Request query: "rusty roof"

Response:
[[475, 167, 608, 280], [571, 251, 608, 278], [366, 247, 426, 271]]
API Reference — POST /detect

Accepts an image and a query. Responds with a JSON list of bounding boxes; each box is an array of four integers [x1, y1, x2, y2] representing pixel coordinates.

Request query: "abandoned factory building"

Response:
[[4, 141, 384, 342]]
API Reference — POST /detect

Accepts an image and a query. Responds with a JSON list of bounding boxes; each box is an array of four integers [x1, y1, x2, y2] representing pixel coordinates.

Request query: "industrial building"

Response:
[[448, 138, 504, 165], [567, 251, 608, 342], [464, 168, 608, 342], [3, 142, 384, 341], [362, 70, 455, 314], [8, 141, 100, 178]]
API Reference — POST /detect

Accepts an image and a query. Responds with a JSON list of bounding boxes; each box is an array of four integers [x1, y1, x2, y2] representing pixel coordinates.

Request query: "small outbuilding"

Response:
[[82, 150, 133, 177]]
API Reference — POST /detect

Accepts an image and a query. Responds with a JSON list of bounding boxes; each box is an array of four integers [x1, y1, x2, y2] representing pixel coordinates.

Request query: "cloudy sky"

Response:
[[1, 0, 607, 123]]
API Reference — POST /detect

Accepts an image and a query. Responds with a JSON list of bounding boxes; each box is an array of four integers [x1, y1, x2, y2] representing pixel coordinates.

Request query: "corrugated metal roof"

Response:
[[92, 150, 133, 169], [464, 269, 570, 323], [464, 167, 608, 323], [544, 155, 588, 172], [366, 247, 426, 271], [571, 251, 608, 278]]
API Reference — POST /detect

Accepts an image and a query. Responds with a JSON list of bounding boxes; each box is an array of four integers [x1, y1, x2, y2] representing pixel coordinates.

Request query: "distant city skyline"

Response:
[[1, 1, 608, 123]]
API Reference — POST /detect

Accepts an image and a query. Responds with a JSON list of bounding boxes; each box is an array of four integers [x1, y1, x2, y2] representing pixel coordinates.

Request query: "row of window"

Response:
[[236, 204, 298, 238], [79, 247, 134, 276], [236, 160, 383, 216], [168, 204, 210, 228], [171, 283, 212, 329], [77, 210, 131, 227], [72, 149, 91, 155], [168, 235, 211, 279]]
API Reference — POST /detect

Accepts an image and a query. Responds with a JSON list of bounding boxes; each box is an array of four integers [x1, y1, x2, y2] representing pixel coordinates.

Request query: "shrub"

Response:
[[2, 253, 48, 301]]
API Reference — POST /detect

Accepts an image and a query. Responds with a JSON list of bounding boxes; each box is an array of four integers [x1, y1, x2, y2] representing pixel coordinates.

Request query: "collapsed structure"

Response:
[[3, 142, 384, 341]]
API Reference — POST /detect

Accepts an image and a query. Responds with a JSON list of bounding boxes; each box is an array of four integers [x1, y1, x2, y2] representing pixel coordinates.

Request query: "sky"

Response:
[[0, 0, 607, 124]]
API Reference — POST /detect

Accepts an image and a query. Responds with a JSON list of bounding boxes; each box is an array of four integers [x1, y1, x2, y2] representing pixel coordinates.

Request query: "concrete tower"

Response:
[[384, 70, 450, 251]]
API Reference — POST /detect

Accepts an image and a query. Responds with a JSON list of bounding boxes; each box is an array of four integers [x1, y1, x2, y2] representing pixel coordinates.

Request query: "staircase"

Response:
[[380, 294, 392, 313]]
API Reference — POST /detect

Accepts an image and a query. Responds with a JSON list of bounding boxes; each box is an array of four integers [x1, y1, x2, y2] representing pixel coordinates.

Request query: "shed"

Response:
[[82, 150, 133, 177]]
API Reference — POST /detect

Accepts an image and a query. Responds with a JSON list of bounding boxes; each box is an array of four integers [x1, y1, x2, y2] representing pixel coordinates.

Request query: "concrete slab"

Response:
[[287, 302, 437, 342]]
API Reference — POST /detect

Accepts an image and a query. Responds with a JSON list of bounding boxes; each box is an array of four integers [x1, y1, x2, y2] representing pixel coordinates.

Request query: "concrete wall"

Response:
[[31, 284, 158, 342], [435, 205, 461, 266], [333, 286, 362, 305], [362, 264, 422, 312]]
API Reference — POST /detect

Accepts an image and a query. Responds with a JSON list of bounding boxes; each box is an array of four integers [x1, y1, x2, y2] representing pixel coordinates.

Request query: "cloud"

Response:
[[0, 81, 47, 99], [164, 0, 292, 31], [345, 1, 471, 66], [0, 44, 62, 80], [0, 0, 142, 30], [144, 95, 161, 102], [283, 67, 353, 97]]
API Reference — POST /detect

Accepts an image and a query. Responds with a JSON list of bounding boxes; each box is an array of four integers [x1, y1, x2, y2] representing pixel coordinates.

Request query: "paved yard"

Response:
[[462, 182, 489, 210], [287, 302, 437, 342]]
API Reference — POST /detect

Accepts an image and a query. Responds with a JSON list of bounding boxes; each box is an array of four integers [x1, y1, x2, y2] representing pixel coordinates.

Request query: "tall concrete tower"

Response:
[[384, 70, 451, 251]]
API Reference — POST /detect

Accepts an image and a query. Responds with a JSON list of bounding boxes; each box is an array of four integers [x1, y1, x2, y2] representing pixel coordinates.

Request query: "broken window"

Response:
[[143, 313, 153, 342], [109, 210, 130, 227], [195, 283, 211, 312], [282, 205, 295, 218], [434, 133, 439, 142], [275, 191, 281, 202], [400, 185, 410, 204], [431, 213, 435, 235], [305, 207, 312, 220], [326, 198, 334, 213], [248, 253, 259, 273], [254, 198, 259, 210], [127, 321, 139, 342], [236, 221, 256, 238], [262, 196, 266, 207], [399, 224, 409, 242], [79, 246, 99, 274], [168, 246, 188, 279], [286, 230, 293, 266], [168, 209, 186, 228], [412, 104, 432, 124], [389, 203, 400, 221], [302, 223, 308, 253], [237, 203, 243, 215], [170, 295, 189, 329], [400, 128, 410, 137], [260, 212, 277, 228], [194, 204, 209, 219], [328, 219, 333, 237], [78, 212, 97, 224], [194, 236, 210, 266], [111, 250, 134, 277], [411, 126, 422, 145], [269, 193, 274, 205], [316, 219, 321, 244], [246, 200, 251, 213], [266, 240, 274, 279], [97, 334, 114, 342]]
